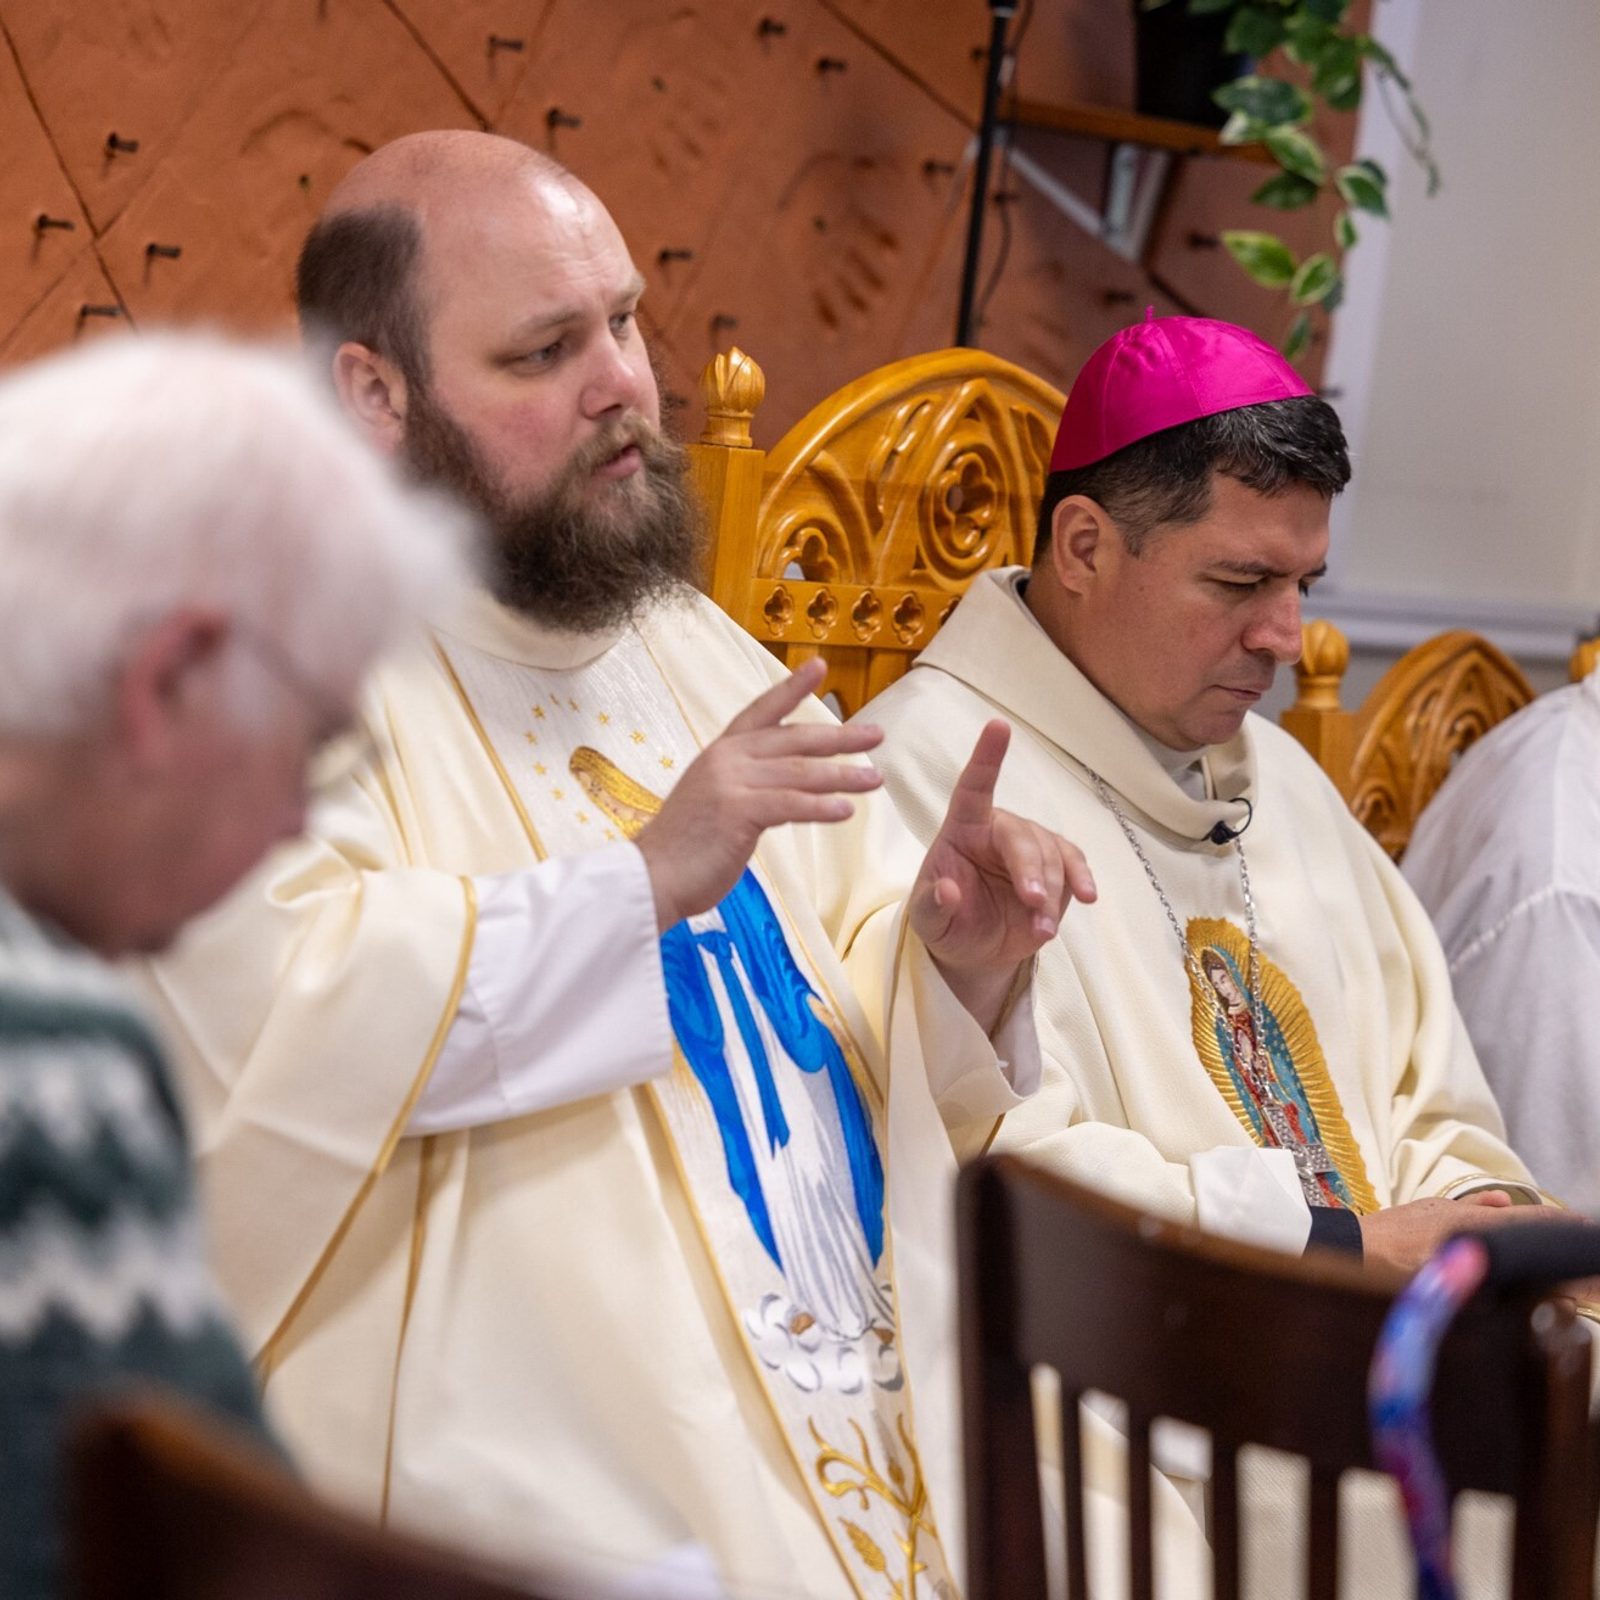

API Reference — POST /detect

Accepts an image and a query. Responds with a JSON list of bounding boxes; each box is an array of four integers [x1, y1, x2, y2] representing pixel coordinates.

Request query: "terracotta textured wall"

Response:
[[0, 0, 1353, 440]]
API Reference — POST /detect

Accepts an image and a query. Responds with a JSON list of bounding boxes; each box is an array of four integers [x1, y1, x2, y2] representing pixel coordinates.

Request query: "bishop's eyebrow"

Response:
[[1211, 559, 1329, 581]]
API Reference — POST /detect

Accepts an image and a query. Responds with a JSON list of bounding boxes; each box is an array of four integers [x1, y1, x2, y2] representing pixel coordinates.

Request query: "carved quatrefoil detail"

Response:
[[891, 594, 924, 644], [806, 590, 839, 638], [763, 585, 794, 635], [850, 592, 882, 641]]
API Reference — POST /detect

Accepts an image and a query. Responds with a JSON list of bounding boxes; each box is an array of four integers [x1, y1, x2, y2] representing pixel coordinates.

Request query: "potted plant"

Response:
[[1133, 2, 1247, 127], [1141, 0, 1437, 359]]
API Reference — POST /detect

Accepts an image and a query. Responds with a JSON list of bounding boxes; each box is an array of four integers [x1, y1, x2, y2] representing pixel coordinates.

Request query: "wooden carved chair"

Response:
[[959, 1154, 1599, 1600], [1278, 620, 1579, 859], [688, 347, 1063, 717], [1281, 620, 1537, 859], [67, 1397, 572, 1600]]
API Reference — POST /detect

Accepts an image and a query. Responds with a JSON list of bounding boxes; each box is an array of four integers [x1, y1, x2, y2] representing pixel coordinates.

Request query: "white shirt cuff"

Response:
[[409, 844, 672, 1135], [1191, 1146, 1312, 1254], [912, 940, 1041, 1124]]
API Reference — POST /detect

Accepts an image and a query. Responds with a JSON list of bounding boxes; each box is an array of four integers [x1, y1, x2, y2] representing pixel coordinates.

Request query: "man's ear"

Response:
[[1047, 495, 1119, 597], [331, 342, 408, 456], [113, 609, 230, 771]]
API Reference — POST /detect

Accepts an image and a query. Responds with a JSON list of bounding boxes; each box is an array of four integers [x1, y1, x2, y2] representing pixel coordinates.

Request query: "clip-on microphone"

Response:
[[1205, 797, 1254, 846]]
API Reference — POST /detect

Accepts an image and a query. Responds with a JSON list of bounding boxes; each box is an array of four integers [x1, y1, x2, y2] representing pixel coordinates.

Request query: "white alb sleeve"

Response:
[[408, 843, 672, 1135]]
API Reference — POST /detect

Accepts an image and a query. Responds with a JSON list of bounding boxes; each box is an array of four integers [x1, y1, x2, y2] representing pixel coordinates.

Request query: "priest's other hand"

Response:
[[1357, 1190, 1579, 1276], [910, 718, 1096, 1031], [636, 658, 883, 931]]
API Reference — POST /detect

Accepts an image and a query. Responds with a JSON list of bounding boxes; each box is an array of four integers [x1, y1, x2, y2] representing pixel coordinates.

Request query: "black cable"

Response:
[[972, 0, 1034, 336]]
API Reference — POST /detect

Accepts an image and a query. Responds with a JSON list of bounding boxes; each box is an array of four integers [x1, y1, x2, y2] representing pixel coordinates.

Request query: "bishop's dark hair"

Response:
[[295, 205, 430, 387], [1033, 395, 1351, 559]]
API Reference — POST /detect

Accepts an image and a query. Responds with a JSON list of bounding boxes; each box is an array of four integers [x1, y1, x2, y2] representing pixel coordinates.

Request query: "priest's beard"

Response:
[[400, 385, 705, 634]]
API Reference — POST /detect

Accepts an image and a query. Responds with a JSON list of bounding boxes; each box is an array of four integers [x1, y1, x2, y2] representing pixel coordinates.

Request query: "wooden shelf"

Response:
[[1006, 97, 1275, 164]]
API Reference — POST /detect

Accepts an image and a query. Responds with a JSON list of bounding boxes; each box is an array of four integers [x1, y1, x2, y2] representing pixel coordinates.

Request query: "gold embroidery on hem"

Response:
[[811, 1413, 946, 1599]]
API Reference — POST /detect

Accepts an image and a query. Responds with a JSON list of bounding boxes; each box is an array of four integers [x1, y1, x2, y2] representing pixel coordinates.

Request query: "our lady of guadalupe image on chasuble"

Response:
[[1184, 916, 1380, 1214], [436, 630, 955, 1600]]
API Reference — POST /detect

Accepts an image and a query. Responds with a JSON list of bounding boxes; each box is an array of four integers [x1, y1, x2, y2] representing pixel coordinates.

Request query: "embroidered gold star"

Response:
[[631, 730, 647, 744], [533, 762, 547, 776], [576, 812, 590, 825], [567, 698, 579, 712], [552, 788, 564, 801], [603, 828, 617, 841], [524, 732, 537, 746], [659, 756, 675, 770], [532, 706, 546, 721], [598, 712, 611, 725]]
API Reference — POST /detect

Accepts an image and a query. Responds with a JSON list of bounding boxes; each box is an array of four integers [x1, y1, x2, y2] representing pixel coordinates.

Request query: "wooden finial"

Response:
[[1571, 635, 1600, 684], [698, 347, 766, 447], [1294, 618, 1350, 712]]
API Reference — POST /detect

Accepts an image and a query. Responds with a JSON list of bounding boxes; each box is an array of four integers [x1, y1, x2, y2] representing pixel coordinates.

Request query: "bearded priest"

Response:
[[129, 132, 1141, 1600]]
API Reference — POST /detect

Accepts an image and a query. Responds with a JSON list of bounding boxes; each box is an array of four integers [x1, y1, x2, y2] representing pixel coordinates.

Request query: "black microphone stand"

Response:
[[955, 0, 1018, 348]]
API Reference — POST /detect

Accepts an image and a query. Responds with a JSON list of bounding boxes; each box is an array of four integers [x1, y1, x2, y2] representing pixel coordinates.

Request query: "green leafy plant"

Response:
[[1142, 0, 1438, 359]]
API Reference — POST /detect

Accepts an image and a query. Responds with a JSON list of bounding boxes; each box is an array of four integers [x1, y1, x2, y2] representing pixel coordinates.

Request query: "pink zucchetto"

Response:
[[1050, 311, 1313, 472]]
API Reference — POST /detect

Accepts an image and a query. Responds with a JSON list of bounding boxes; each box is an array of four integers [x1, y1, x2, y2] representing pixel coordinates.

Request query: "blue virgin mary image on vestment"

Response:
[[570, 746, 890, 1341]]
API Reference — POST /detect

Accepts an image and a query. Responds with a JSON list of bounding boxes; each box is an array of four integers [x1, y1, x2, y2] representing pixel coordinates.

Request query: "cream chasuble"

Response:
[[864, 569, 1533, 1221], [860, 569, 1546, 1598], [136, 586, 1180, 1600]]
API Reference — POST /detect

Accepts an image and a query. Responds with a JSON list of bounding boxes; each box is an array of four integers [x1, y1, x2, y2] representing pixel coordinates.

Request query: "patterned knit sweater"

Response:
[[0, 888, 268, 1600]]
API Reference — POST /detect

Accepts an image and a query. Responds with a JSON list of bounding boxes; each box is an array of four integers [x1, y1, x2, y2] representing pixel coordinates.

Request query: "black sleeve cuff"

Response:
[[1305, 1205, 1364, 1258]]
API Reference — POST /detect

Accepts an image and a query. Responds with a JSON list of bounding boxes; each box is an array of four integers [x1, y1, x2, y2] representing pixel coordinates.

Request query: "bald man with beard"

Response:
[[134, 133, 1149, 1600]]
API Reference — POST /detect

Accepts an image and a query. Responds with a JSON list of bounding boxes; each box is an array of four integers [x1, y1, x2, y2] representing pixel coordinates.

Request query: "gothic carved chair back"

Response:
[[688, 347, 1063, 718], [959, 1154, 1598, 1600], [1282, 621, 1539, 859]]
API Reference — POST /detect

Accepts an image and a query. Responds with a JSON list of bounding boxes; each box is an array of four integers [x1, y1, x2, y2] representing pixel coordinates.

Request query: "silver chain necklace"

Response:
[[1087, 768, 1338, 1207]]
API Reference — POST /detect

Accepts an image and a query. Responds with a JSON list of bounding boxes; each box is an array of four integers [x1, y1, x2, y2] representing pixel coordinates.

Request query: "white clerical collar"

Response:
[[1126, 718, 1210, 800], [433, 585, 626, 671], [917, 568, 1254, 843]]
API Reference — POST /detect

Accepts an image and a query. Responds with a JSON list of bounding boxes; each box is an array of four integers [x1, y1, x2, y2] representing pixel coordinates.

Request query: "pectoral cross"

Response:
[[1260, 1103, 1339, 1207]]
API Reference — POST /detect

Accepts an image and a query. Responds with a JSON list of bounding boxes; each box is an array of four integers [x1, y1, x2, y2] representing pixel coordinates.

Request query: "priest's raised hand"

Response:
[[635, 657, 883, 931], [909, 718, 1097, 1031]]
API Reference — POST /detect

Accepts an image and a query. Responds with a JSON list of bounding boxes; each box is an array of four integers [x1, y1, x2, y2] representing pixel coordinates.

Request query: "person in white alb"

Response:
[[130, 131, 1177, 1600], [1404, 669, 1600, 1214]]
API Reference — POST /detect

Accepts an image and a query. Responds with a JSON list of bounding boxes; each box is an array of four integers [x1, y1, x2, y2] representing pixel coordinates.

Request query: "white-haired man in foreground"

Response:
[[0, 331, 468, 1600]]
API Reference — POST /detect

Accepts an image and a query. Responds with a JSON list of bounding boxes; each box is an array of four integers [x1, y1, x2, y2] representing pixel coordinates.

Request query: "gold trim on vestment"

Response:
[[256, 876, 478, 1378], [810, 1412, 938, 1597], [857, 911, 949, 1587], [1185, 915, 1381, 1215], [434, 643, 553, 866], [380, 1134, 436, 1522], [438, 633, 951, 1598], [1436, 1174, 1548, 1206]]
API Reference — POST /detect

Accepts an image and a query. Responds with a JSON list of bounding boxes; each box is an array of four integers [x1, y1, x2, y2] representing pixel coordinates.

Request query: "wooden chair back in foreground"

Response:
[[68, 1397, 567, 1600], [959, 1156, 1597, 1600], [1281, 620, 1536, 859], [688, 348, 1063, 718]]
